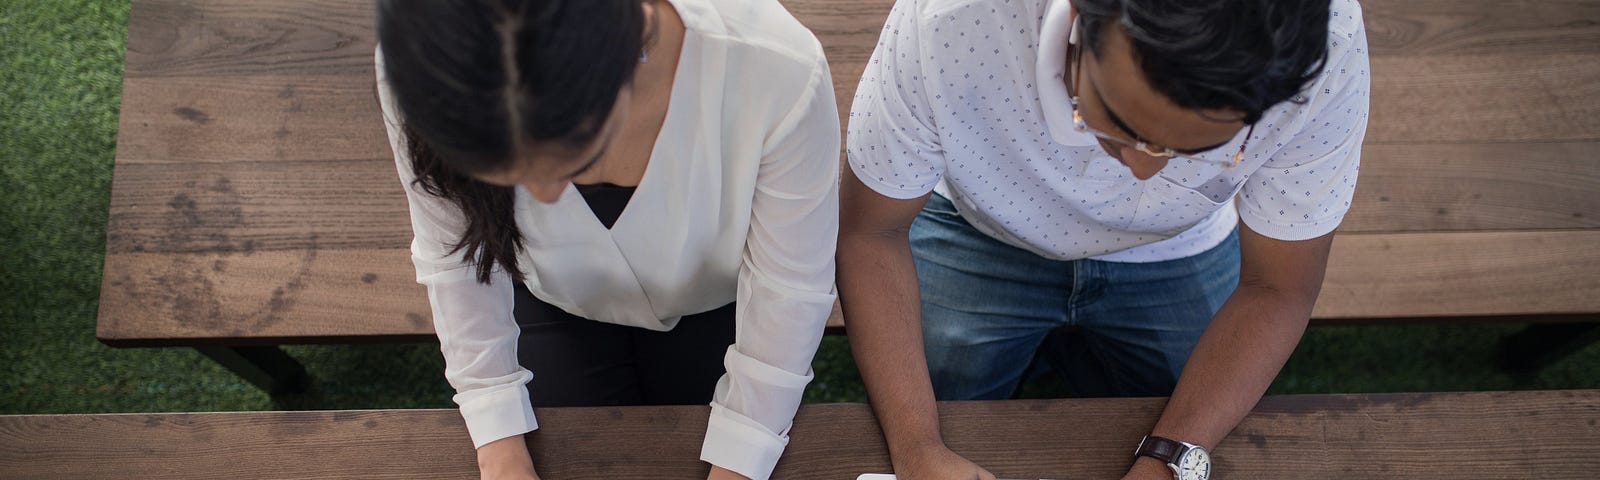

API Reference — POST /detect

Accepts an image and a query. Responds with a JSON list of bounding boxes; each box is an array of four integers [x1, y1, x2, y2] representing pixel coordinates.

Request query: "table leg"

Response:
[[1503, 322, 1600, 371], [195, 346, 310, 394]]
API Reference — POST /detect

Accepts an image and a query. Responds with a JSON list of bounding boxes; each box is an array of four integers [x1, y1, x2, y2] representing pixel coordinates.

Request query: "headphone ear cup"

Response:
[[1069, 17, 1081, 45]]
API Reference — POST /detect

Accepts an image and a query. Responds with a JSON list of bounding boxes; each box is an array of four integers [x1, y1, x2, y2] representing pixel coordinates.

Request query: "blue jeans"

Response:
[[911, 194, 1240, 400]]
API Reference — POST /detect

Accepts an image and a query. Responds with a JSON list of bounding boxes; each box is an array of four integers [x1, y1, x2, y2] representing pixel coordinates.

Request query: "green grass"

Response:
[[2, 0, 1596, 416]]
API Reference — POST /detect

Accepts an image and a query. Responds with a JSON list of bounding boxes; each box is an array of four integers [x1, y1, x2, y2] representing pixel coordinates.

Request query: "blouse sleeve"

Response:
[[698, 57, 841, 480], [376, 47, 538, 449]]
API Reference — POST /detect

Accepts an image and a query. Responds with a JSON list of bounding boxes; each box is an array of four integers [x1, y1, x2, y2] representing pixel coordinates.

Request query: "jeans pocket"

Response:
[[922, 193, 963, 218]]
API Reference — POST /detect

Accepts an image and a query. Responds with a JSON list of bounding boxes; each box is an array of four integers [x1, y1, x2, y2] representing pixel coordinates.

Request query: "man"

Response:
[[838, 0, 1369, 478]]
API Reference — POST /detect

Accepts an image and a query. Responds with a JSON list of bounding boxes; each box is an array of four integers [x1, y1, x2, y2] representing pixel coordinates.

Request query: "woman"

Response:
[[374, 1, 840, 479]]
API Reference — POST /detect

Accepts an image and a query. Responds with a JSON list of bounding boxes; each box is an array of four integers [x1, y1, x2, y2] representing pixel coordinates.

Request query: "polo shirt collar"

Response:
[[1036, 0, 1099, 147]]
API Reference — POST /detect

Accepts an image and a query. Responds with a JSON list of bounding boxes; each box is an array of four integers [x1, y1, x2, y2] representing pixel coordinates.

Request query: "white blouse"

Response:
[[375, 0, 841, 477]]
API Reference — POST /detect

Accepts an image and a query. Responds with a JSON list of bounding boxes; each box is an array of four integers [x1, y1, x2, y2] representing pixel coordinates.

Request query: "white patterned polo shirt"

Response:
[[847, 0, 1370, 262]]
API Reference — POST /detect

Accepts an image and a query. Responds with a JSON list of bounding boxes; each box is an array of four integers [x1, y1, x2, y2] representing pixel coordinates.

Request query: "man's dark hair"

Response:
[[1075, 0, 1331, 124], [377, 0, 648, 283]]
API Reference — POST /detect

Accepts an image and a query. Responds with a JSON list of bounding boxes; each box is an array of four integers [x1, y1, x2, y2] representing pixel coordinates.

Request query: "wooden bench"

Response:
[[3, 390, 1596, 478], [99, 0, 1600, 392]]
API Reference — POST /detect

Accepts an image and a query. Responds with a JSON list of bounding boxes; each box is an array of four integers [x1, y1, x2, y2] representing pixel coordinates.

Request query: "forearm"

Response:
[[478, 435, 538, 478], [837, 232, 944, 455], [1149, 284, 1315, 449]]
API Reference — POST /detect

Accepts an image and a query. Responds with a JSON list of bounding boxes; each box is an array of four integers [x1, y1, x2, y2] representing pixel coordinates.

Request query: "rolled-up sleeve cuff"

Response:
[[1239, 210, 1346, 242], [724, 344, 815, 394], [701, 403, 790, 480], [457, 383, 540, 449], [846, 154, 939, 200]]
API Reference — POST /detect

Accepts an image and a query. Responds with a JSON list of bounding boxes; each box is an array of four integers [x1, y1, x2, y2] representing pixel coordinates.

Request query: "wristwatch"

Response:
[[1135, 435, 1211, 480]]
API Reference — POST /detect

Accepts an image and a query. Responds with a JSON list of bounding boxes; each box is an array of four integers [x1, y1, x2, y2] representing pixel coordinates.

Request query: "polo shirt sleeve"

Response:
[[845, 0, 947, 200], [1238, 12, 1371, 241]]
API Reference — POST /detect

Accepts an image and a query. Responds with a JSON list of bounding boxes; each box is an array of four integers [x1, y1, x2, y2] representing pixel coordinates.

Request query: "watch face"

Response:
[[1177, 447, 1211, 480]]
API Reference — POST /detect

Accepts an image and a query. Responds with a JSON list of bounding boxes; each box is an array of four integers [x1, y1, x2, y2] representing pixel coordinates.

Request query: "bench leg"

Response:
[[195, 346, 310, 395], [1503, 323, 1600, 371]]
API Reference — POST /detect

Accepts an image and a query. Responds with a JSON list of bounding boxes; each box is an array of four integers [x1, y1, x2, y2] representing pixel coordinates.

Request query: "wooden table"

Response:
[[99, 0, 1600, 392], [4, 390, 1598, 479]]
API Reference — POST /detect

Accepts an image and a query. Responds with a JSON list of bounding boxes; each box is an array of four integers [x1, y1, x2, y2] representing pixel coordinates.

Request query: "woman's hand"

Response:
[[707, 465, 751, 480], [477, 436, 541, 480]]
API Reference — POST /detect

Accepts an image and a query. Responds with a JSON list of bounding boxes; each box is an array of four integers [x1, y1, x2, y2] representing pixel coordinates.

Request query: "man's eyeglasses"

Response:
[[1067, 43, 1254, 169]]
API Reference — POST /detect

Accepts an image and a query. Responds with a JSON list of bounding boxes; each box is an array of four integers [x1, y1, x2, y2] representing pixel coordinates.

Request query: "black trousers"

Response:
[[513, 284, 736, 407]]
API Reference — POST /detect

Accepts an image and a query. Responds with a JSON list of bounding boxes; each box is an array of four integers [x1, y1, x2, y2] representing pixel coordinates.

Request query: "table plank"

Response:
[[1340, 142, 1600, 233], [114, 76, 389, 164], [827, 230, 1600, 328], [1367, 53, 1600, 144], [1361, 0, 1600, 57], [123, 0, 1600, 73], [1314, 230, 1600, 319], [99, 227, 1600, 344], [97, 247, 431, 346], [114, 0, 1600, 158], [104, 159, 409, 255], [123, 0, 374, 78], [2, 391, 1596, 479]]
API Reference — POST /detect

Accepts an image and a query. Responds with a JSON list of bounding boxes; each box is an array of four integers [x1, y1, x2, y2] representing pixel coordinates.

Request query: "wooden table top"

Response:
[[4, 390, 1598, 479], [98, 0, 1600, 346]]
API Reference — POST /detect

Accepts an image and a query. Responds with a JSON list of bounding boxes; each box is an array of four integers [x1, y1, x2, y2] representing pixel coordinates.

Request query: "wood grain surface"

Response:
[[96, 227, 1600, 343], [1314, 230, 1600, 319], [826, 229, 1600, 328], [3, 391, 1596, 479], [100, 0, 1600, 344]]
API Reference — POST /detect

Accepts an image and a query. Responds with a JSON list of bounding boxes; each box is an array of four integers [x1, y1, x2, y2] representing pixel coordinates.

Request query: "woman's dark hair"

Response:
[[377, 0, 647, 283], [1075, 0, 1331, 124]]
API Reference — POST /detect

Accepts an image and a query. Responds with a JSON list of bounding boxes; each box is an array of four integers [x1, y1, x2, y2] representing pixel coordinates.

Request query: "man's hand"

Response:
[[1120, 456, 1171, 480], [892, 442, 995, 480], [477, 435, 540, 480], [707, 465, 751, 480]]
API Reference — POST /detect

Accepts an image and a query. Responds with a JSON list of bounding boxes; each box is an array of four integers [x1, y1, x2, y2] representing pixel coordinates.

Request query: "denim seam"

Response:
[[1066, 261, 1082, 327]]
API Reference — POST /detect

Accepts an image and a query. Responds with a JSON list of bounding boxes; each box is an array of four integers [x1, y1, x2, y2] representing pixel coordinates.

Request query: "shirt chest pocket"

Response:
[[1127, 175, 1244, 236]]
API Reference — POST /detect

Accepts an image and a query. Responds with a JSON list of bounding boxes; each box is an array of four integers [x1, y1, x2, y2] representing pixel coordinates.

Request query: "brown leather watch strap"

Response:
[[1135, 435, 1184, 464]]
